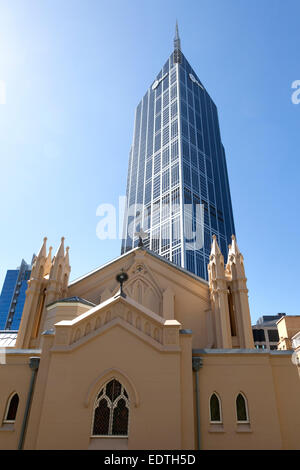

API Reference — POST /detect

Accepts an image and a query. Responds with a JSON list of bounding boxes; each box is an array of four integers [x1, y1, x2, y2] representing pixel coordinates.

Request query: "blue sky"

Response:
[[0, 0, 299, 324]]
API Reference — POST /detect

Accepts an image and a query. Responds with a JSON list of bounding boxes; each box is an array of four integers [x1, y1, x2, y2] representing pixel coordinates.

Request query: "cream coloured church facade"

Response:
[[0, 235, 299, 450]]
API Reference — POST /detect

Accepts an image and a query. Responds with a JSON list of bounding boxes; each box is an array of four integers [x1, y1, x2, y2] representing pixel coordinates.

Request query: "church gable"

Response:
[[67, 250, 171, 318], [113, 260, 163, 316]]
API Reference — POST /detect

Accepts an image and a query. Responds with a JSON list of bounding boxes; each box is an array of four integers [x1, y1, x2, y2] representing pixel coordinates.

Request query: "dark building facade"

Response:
[[121, 25, 235, 280], [0, 259, 32, 330]]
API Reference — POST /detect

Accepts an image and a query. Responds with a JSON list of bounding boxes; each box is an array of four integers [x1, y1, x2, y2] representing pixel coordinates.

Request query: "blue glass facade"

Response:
[[0, 260, 31, 330], [121, 36, 235, 281]]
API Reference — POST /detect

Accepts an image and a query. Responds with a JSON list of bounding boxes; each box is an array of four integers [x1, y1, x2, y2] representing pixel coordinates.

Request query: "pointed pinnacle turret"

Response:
[[37, 237, 47, 259], [210, 234, 222, 257], [30, 237, 48, 279], [229, 234, 241, 256], [55, 236, 65, 259], [44, 246, 53, 277], [208, 235, 225, 284], [64, 246, 70, 268], [174, 20, 181, 51], [226, 234, 245, 280], [49, 237, 66, 282]]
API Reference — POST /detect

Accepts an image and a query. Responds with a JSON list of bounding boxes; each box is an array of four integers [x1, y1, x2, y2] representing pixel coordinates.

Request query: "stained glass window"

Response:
[[92, 379, 129, 436]]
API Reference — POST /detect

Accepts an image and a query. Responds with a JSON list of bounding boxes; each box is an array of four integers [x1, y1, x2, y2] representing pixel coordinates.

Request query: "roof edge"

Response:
[[68, 247, 208, 288]]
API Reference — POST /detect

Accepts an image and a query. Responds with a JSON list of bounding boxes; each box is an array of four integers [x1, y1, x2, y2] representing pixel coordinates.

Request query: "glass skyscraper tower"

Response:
[[0, 258, 32, 330], [121, 24, 235, 280]]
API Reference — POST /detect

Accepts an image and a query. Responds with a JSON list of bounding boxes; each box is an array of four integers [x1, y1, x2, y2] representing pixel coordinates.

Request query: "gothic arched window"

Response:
[[92, 379, 129, 437], [4, 393, 19, 423], [236, 393, 249, 422], [209, 393, 222, 423]]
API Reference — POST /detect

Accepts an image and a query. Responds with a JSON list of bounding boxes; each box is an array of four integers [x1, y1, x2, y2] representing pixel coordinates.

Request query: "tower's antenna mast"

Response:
[[174, 20, 182, 63]]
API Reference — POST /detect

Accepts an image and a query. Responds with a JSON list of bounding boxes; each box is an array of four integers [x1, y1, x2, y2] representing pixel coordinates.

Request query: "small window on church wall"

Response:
[[4, 393, 19, 423], [209, 393, 222, 423], [228, 287, 237, 336], [236, 393, 249, 422], [92, 379, 129, 437]]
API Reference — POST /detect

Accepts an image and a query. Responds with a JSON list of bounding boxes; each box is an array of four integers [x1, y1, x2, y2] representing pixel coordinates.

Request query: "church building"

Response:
[[0, 235, 299, 450]]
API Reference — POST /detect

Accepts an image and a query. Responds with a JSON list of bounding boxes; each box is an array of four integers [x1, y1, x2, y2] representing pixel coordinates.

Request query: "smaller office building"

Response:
[[277, 315, 300, 351], [252, 314, 286, 350]]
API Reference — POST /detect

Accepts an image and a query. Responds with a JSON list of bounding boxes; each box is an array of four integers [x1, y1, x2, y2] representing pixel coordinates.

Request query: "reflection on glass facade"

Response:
[[0, 259, 32, 330], [121, 26, 235, 280]]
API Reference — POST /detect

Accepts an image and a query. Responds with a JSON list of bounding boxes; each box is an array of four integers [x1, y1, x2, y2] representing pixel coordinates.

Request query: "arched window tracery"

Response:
[[92, 379, 129, 436]]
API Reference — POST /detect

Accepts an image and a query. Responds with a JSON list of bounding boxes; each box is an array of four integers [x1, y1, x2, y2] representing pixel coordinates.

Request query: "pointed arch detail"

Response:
[[84, 368, 139, 408], [236, 392, 249, 422], [209, 392, 222, 423], [3, 392, 19, 423]]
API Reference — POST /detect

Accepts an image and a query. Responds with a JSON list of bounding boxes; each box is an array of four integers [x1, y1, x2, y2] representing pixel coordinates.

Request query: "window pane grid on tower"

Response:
[[163, 90, 169, 109], [172, 247, 181, 266], [162, 126, 169, 146], [151, 227, 160, 252], [151, 202, 160, 227], [171, 139, 179, 161], [170, 84, 177, 101], [162, 170, 170, 194], [162, 147, 170, 168], [171, 187, 180, 216], [161, 194, 170, 221], [172, 217, 180, 247], [161, 223, 170, 252]]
